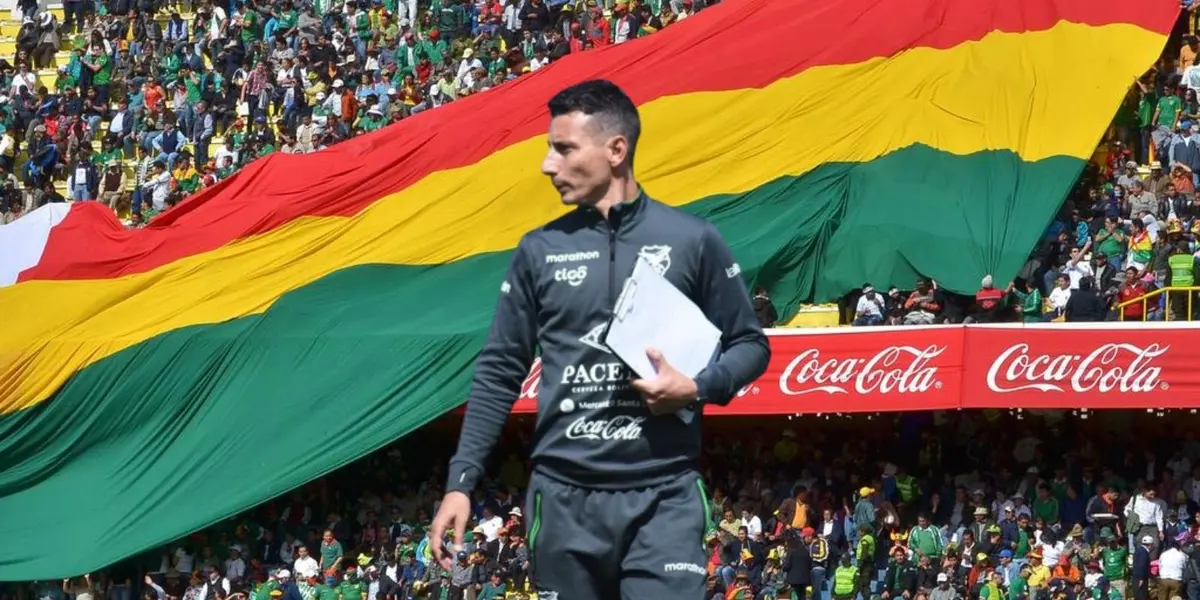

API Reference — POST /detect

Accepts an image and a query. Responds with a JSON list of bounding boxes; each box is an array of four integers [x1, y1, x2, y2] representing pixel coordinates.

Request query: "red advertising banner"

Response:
[[508, 323, 1200, 414], [959, 324, 1198, 409]]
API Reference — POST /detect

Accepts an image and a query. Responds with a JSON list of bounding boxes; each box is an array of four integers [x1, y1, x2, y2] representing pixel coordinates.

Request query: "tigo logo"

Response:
[[555, 266, 588, 287]]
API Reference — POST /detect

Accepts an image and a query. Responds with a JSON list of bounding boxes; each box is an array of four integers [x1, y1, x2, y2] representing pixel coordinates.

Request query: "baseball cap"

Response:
[[858, 487, 874, 497], [937, 574, 948, 583]]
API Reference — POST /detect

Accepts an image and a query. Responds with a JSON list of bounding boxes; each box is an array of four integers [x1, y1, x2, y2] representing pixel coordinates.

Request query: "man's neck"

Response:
[[591, 177, 640, 219]]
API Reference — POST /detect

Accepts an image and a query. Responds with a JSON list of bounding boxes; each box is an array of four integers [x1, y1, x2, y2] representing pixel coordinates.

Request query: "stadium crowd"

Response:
[[0, 0, 713, 225], [0, 412, 1193, 600]]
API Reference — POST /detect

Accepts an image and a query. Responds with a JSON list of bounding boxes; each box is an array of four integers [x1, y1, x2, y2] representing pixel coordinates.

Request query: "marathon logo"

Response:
[[545, 251, 601, 263]]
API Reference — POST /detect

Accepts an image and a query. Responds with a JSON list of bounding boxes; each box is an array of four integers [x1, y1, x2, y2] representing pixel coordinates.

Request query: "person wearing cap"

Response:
[[854, 487, 877, 532], [354, 104, 386, 133], [928, 572, 954, 600], [1026, 550, 1050, 595], [1170, 118, 1200, 187], [1092, 527, 1125, 595], [1131, 534, 1153, 600], [853, 522, 876, 598], [853, 283, 884, 326]]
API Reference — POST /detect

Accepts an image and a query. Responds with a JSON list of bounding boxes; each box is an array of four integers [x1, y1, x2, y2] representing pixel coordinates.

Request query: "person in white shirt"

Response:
[[455, 49, 484, 87], [1124, 487, 1165, 554], [141, 160, 172, 211], [224, 549, 247, 581], [9, 64, 36, 96], [478, 506, 505, 542], [1048, 274, 1072, 316], [530, 49, 550, 72], [1160, 541, 1187, 599], [853, 284, 885, 326], [175, 547, 195, 574], [740, 507, 762, 539], [1062, 246, 1094, 290], [293, 546, 319, 579], [1041, 539, 1065, 569]]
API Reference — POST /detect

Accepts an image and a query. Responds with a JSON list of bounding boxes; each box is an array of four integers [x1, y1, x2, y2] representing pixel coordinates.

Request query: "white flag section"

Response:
[[0, 203, 71, 286]]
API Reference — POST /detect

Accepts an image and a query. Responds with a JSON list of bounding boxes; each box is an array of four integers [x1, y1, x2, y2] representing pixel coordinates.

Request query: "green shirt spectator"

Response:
[[88, 51, 112, 86], [1156, 94, 1182, 129]]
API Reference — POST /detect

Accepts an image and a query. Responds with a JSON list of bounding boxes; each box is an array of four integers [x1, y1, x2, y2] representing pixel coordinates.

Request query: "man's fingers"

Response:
[[646, 347, 664, 371], [430, 516, 448, 563], [453, 506, 467, 556]]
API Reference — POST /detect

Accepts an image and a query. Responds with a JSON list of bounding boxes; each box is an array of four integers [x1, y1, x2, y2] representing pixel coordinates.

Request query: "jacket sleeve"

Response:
[[692, 224, 770, 406], [445, 239, 539, 494]]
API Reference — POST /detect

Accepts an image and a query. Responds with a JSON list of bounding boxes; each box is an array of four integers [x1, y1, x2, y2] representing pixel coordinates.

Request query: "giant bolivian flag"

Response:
[[0, 0, 1176, 580]]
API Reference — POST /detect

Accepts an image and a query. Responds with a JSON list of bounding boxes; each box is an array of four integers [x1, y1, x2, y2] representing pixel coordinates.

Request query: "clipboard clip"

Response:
[[613, 279, 638, 322]]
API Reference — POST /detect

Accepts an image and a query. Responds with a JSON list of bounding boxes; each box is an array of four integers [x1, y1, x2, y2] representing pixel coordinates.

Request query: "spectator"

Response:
[[1064, 276, 1107, 322], [966, 275, 1005, 323], [853, 283, 884, 326], [901, 278, 942, 325]]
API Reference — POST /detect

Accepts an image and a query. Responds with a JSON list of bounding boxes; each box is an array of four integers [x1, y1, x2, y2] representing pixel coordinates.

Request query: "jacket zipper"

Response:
[[608, 224, 618, 308]]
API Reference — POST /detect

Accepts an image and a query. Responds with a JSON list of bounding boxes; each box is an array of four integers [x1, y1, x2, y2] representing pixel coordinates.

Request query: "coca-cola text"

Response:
[[986, 343, 1168, 394]]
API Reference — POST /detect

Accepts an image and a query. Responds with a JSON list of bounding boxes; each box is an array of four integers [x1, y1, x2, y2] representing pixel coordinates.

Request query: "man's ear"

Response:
[[607, 134, 630, 169]]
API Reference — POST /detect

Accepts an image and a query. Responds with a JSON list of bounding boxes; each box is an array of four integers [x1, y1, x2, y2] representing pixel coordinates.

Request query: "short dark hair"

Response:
[[547, 79, 641, 165]]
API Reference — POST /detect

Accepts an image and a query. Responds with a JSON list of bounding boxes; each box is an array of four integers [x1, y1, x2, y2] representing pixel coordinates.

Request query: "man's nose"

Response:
[[540, 152, 559, 176]]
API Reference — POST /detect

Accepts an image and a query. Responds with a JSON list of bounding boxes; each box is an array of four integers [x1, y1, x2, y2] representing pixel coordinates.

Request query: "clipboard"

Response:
[[604, 256, 721, 422]]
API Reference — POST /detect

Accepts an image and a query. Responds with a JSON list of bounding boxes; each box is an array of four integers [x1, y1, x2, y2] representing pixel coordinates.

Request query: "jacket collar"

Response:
[[579, 186, 648, 228]]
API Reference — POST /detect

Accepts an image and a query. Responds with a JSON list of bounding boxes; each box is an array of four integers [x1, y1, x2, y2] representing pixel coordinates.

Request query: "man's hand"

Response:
[[430, 491, 471, 572], [630, 347, 698, 416]]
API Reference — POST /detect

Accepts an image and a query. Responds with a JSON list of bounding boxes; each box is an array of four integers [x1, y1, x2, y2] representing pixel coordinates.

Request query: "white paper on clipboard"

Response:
[[604, 256, 721, 423]]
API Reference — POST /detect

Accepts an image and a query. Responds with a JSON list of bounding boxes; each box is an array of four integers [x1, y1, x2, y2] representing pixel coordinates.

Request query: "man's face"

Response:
[[542, 111, 624, 207], [737, 528, 747, 542], [323, 532, 333, 543]]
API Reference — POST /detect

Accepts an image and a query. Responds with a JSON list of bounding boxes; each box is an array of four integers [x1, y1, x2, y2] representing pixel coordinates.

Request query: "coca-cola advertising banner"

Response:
[[509, 324, 1200, 414]]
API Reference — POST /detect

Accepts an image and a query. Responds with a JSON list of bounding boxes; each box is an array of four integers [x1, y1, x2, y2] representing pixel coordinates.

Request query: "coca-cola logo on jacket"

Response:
[[985, 343, 1170, 394], [779, 345, 945, 395]]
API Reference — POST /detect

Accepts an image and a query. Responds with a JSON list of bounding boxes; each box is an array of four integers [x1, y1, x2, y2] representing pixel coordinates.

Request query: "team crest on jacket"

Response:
[[638, 245, 672, 276], [579, 323, 612, 354]]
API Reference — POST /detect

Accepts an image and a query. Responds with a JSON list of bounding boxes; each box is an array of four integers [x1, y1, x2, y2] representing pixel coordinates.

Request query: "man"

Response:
[[319, 530, 344, 574], [293, 546, 319, 580], [430, 80, 770, 599], [1125, 486, 1165, 557]]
